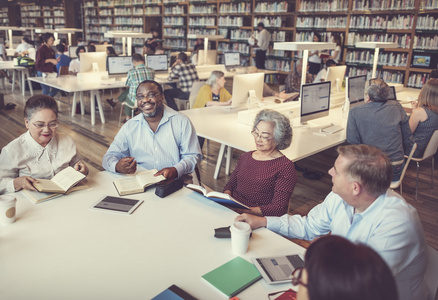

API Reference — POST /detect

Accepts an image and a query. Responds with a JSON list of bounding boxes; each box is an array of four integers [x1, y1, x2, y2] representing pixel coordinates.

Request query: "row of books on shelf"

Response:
[[188, 28, 217, 36], [265, 59, 291, 72], [163, 39, 187, 48], [219, 3, 251, 14], [298, 0, 349, 12], [164, 6, 184, 14], [271, 31, 287, 42], [420, 0, 438, 9], [188, 4, 216, 14], [347, 67, 404, 84], [352, 0, 415, 10], [295, 31, 343, 43], [22, 12, 41, 17], [114, 8, 133, 15], [188, 17, 216, 26], [163, 17, 184, 26], [218, 16, 244, 27], [413, 36, 438, 50], [229, 29, 251, 40], [347, 33, 411, 48], [164, 28, 186, 36], [345, 50, 408, 67], [417, 16, 438, 31], [21, 5, 41, 11], [296, 16, 347, 29], [349, 15, 414, 30], [218, 42, 250, 53], [254, 2, 289, 13], [408, 73, 432, 88], [253, 17, 283, 28], [85, 10, 97, 16]]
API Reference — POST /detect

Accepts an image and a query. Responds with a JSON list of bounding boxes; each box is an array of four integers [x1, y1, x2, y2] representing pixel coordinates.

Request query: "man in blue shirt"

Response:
[[55, 44, 71, 75], [102, 80, 202, 182], [236, 144, 427, 300]]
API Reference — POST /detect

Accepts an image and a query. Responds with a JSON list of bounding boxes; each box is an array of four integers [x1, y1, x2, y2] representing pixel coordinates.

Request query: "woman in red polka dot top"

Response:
[[223, 109, 297, 216]]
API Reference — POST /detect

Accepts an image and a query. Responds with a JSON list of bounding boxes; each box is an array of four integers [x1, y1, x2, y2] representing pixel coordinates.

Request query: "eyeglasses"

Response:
[[136, 92, 162, 102], [291, 267, 308, 287], [251, 130, 273, 142], [31, 121, 59, 129]]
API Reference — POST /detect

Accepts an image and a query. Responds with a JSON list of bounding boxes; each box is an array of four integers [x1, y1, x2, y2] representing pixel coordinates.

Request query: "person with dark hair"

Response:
[[55, 43, 72, 75], [308, 33, 322, 76], [284, 58, 313, 93], [68, 46, 86, 75], [142, 41, 155, 56], [88, 44, 96, 52], [406, 78, 438, 158], [145, 28, 161, 52], [313, 59, 337, 83], [15, 37, 34, 56], [329, 35, 343, 63], [154, 46, 165, 55], [347, 78, 412, 181], [102, 80, 201, 182], [295, 235, 399, 300], [106, 46, 117, 57], [35, 32, 59, 97], [252, 22, 271, 69], [0, 95, 88, 195], [106, 53, 155, 122], [236, 144, 427, 300], [223, 109, 296, 216], [77, 37, 86, 46], [164, 52, 199, 111]]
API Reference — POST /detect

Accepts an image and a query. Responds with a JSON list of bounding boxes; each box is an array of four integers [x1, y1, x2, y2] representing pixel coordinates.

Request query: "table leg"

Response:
[[11, 70, 15, 93], [90, 91, 96, 125], [80, 92, 85, 115], [214, 143, 226, 180], [225, 146, 233, 175], [71, 92, 77, 117], [21, 70, 26, 96], [95, 90, 106, 124], [26, 70, 33, 96]]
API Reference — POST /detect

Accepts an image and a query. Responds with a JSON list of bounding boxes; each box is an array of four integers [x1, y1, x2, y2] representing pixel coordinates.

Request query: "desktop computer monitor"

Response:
[[95, 44, 112, 52], [231, 73, 264, 109], [79, 52, 108, 73], [198, 50, 218, 65], [224, 52, 240, 67], [300, 81, 331, 124], [107, 56, 133, 75], [346, 75, 366, 107], [325, 65, 347, 93], [145, 54, 168, 71], [69, 45, 80, 58], [388, 86, 397, 100]]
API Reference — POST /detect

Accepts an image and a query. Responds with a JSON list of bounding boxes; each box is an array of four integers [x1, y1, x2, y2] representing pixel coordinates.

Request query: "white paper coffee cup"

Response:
[[0, 195, 17, 225], [230, 221, 251, 255]]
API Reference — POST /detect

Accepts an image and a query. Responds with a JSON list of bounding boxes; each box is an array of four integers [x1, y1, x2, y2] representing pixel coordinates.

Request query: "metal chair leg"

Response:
[[416, 162, 420, 201]]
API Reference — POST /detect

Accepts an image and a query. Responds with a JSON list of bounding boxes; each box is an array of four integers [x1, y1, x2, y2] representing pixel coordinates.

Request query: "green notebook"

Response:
[[202, 256, 262, 297]]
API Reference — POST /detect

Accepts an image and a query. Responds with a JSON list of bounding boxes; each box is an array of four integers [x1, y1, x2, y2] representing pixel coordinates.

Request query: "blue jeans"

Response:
[[36, 71, 59, 97]]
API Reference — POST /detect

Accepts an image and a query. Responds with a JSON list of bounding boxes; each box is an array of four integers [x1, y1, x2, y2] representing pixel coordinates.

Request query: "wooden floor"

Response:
[[1, 86, 437, 251]]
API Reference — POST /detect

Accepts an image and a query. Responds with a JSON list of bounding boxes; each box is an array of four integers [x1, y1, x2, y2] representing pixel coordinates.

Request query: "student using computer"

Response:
[[224, 109, 296, 217], [284, 58, 313, 93], [55, 44, 71, 75], [192, 71, 232, 109], [68, 46, 86, 75], [313, 59, 337, 83], [406, 78, 438, 158], [164, 52, 199, 111]]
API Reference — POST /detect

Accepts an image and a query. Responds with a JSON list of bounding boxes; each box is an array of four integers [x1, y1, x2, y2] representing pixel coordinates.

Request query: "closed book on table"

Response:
[[202, 256, 262, 297]]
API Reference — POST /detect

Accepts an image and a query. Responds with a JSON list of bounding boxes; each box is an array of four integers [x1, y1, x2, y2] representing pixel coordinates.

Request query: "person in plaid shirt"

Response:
[[107, 53, 155, 122], [164, 52, 199, 111], [284, 58, 312, 94]]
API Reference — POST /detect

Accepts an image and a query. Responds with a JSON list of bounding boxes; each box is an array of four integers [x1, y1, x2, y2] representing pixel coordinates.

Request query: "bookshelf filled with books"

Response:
[[0, 7, 9, 26]]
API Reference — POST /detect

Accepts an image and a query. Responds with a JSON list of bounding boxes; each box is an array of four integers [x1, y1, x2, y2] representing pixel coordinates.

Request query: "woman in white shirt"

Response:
[[14, 37, 34, 56], [308, 33, 322, 76], [0, 95, 88, 195], [329, 35, 342, 63], [68, 46, 86, 75]]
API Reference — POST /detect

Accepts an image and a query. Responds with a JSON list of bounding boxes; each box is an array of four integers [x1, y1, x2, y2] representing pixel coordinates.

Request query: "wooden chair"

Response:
[[390, 143, 416, 196]]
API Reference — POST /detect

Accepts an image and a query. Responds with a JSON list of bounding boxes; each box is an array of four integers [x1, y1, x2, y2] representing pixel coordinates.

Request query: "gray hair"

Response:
[[366, 78, 389, 102], [206, 70, 225, 87], [253, 109, 292, 150]]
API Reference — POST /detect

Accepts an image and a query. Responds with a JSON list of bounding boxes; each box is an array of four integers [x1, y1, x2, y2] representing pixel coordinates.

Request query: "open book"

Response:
[[113, 169, 166, 196], [32, 166, 87, 194], [23, 179, 90, 204], [186, 184, 249, 209]]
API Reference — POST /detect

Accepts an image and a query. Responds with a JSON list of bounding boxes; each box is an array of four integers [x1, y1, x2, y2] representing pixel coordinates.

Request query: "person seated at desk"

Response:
[[0, 95, 88, 195], [236, 144, 427, 300], [224, 109, 296, 217], [55, 44, 72, 75], [154, 46, 165, 55], [102, 80, 202, 182], [192, 70, 232, 109], [347, 78, 412, 181], [14, 37, 34, 57], [106, 53, 155, 123], [294, 235, 398, 300], [284, 58, 313, 93], [106, 46, 118, 57], [68, 46, 86, 76], [313, 59, 337, 83], [405, 78, 438, 158], [164, 52, 199, 111], [35, 32, 59, 97], [88, 44, 96, 52]]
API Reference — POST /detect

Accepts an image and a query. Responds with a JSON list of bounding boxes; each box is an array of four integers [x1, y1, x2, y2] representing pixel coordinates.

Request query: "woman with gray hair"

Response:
[[192, 70, 232, 109], [223, 109, 297, 216]]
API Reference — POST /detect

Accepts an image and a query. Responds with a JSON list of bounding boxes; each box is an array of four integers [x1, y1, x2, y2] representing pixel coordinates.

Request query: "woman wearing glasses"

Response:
[[223, 109, 296, 217], [0, 95, 88, 195], [291, 235, 398, 300]]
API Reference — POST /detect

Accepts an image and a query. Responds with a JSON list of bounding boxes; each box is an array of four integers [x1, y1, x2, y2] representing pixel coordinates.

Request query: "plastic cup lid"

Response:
[[230, 221, 251, 233], [0, 195, 16, 205]]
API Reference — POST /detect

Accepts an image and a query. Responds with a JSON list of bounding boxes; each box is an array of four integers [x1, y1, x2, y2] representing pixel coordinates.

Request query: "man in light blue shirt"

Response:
[[236, 144, 427, 300], [102, 80, 201, 181]]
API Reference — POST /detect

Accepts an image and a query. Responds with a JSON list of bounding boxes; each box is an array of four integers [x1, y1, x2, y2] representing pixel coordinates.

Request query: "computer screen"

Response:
[[145, 54, 168, 71], [325, 65, 347, 93], [198, 50, 218, 65], [69, 46, 78, 58], [79, 52, 108, 73], [224, 52, 240, 67], [107, 56, 133, 75], [346, 75, 366, 105], [300, 81, 331, 123], [231, 73, 265, 108], [95, 44, 112, 53], [388, 86, 397, 101]]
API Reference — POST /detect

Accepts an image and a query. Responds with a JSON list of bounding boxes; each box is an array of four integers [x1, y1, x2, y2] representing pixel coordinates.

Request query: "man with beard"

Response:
[[102, 80, 202, 182]]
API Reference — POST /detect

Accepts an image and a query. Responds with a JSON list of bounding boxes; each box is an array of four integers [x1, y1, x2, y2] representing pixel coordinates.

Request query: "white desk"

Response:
[[0, 171, 304, 300], [0, 61, 33, 96], [182, 103, 347, 179], [28, 75, 126, 125]]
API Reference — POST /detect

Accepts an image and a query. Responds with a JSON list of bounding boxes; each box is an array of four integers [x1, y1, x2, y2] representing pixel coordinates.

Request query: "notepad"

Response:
[[202, 256, 262, 298]]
